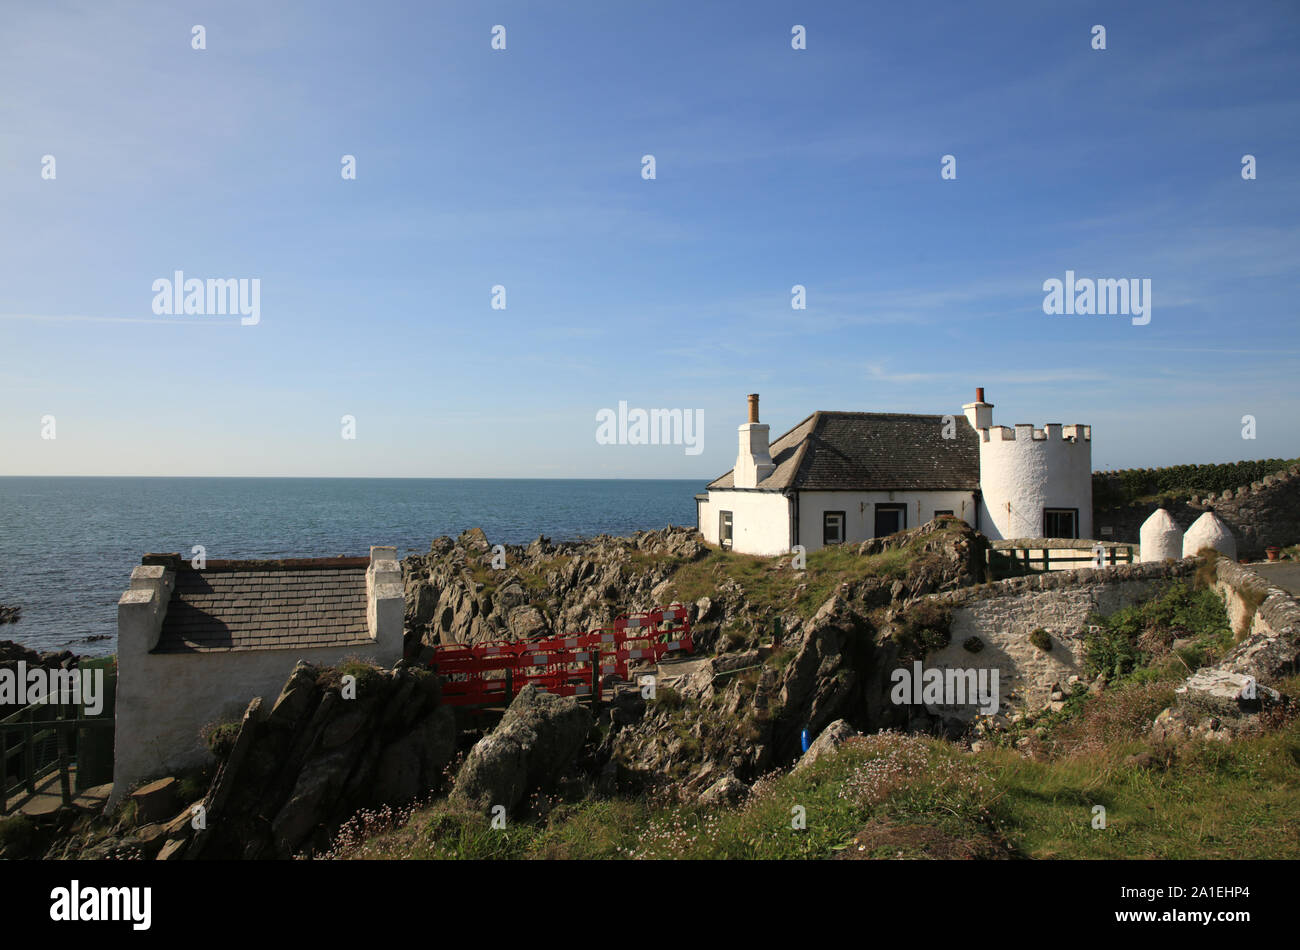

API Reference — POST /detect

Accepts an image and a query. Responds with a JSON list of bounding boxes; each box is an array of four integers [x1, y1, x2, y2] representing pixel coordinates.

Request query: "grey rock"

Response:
[[698, 775, 749, 807], [794, 719, 858, 772], [450, 684, 593, 815]]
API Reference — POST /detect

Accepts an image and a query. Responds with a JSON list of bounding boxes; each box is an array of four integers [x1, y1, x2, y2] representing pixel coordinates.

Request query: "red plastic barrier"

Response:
[[426, 604, 691, 706]]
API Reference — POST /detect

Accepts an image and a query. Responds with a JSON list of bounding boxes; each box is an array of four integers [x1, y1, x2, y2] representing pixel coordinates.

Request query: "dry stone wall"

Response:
[[1095, 464, 1300, 557], [920, 560, 1196, 718]]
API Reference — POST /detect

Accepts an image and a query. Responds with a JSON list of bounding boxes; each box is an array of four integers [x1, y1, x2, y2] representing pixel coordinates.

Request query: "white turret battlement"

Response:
[[961, 387, 1094, 541], [982, 423, 1091, 443]]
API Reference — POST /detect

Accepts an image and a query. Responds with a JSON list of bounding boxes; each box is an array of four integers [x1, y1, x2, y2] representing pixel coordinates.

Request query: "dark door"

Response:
[[874, 504, 906, 537]]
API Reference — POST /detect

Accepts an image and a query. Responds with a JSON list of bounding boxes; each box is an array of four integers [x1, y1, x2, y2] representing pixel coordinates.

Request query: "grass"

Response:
[[326, 733, 1001, 860], [324, 691, 1300, 860], [661, 523, 962, 622], [981, 712, 1300, 859]]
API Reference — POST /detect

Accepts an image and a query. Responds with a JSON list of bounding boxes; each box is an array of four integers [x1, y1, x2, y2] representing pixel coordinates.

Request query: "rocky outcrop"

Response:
[[402, 527, 710, 655], [793, 719, 859, 772], [449, 684, 593, 815], [148, 659, 456, 859], [0, 605, 19, 625], [597, 521, 989, 798]]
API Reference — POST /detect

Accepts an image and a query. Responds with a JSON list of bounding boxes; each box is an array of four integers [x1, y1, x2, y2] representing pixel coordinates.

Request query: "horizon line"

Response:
[[0, 473, 714, 480]]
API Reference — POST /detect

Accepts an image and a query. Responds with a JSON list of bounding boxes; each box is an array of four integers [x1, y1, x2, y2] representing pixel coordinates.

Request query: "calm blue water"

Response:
[[0, 477, 702, 656]]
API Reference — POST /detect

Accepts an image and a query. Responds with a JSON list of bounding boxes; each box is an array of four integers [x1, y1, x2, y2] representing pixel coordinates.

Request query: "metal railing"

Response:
[[1, 658, 116, 815]]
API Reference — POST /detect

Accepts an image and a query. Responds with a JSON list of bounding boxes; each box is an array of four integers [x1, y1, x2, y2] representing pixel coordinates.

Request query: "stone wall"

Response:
[[1150, 557, 1300, 742], [919, 560, 1197, 719], [1094, 464, 1300, 557], [1213, 556, 1300, 648]]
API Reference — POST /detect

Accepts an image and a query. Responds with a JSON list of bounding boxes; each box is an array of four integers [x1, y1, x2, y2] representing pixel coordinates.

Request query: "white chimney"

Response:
[[735, 393, 775, 488], [962, 386, 993, 429]]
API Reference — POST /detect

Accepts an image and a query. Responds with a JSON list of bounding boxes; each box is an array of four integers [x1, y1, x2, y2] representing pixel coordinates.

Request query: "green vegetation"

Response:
[[328, 691, 1300, 860], [662, 524, 962, 621], [1093, 457, 1299, 508], [649, 686, 684, 711], [890, 601, 952, 662], [328, 657, 385, 695], [200, 719, 242, 761], [1029, 628, 1052, 652], [1082, 580, 1233, 681]]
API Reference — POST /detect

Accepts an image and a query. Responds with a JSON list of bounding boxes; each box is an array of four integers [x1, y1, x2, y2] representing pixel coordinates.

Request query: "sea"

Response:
[[0, 477, 703, 657]]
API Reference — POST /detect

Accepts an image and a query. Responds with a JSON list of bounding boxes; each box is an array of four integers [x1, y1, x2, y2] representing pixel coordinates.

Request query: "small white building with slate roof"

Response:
[[696, 390, 1093, 555], [111, 547, 404, 806]]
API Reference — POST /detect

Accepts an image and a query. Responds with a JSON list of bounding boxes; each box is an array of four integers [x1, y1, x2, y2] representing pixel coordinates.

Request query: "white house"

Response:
[[696, 390, 1093, 555]]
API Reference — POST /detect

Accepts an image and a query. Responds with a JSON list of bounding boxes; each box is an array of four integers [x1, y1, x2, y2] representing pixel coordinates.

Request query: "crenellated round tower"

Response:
[[962, 389, 1093, 541]]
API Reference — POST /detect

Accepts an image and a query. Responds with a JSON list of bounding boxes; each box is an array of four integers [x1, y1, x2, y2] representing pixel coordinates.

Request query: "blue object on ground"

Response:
[[801, 728, 811, 753]]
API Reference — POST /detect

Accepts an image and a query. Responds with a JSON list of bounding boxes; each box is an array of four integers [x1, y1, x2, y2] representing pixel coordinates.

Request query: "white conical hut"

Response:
[[1181, 510, 1237, 560], [1140, 508, 1182, 562]]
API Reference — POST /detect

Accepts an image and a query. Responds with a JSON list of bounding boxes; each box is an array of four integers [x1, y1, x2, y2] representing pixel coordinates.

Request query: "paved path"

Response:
[[4, 771, 111, 817], [1251, 562, 1300, 597]]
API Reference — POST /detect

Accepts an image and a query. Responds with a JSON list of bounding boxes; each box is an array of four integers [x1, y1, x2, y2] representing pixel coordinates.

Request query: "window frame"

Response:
[[823, 510, 847, 546], [1042, 507, 1079, 539], [873, 503, 907, 537], [719, 510, 734, 549]]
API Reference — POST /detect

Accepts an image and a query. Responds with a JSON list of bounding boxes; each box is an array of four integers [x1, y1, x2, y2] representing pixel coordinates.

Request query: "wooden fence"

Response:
[[986, 543, 1137, 581]]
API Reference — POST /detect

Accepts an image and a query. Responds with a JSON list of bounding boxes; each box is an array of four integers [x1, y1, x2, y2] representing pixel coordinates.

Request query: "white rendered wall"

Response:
[[697, 490, 792, 555], [110, 556, 405, 807], [1140, 509, 1183, 562], [796, 490, 977, 552], [977, 424, 1093, 541], [733, 423, 775, 489], [111, 640, 402, 808]]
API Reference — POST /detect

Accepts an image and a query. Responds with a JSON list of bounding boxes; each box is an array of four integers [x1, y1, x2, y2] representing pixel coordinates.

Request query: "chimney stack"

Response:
[[735, 393, 775, 488], [962, 386, 993, 430]]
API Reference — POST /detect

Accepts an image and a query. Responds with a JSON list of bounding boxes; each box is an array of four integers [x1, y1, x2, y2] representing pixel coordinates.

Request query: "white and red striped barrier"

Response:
[[426, 604, 692, 706]]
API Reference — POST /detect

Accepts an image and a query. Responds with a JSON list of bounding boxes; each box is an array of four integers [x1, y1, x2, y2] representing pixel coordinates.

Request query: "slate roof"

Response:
[[707, 411, 980, 493], [154, 562, 372, 654]]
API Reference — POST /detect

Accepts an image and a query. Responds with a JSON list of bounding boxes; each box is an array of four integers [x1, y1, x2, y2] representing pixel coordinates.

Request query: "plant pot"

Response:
[[1266, 547, 1281, 561]]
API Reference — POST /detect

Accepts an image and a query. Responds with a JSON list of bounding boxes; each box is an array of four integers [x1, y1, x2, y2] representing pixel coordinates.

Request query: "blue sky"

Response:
[[2, 0, 1297, 478]]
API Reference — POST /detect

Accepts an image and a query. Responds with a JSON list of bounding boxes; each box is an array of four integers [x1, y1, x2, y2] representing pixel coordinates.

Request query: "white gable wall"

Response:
[[796, 490, 977, 552], [697, 489, 792, 556]]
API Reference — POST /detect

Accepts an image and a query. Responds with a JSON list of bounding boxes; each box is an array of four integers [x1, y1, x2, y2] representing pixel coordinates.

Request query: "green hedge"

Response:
[[1093, 458, 1299, 508]]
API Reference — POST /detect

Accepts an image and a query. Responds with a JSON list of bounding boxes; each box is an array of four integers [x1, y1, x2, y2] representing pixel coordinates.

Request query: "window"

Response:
[[719, 510, 733, 548], [1043, 508, 1078, 539], [934, 510, 954, 520], [823, 511, 846, 546], [874, 504, 906, 537]]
